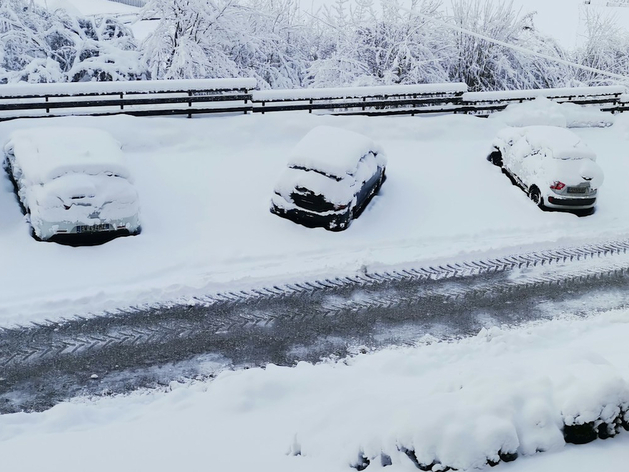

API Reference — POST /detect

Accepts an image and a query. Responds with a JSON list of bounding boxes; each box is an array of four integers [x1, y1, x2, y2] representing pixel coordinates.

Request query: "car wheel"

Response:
[[529, 186, 544, 208], [488, 149, 503, 167]]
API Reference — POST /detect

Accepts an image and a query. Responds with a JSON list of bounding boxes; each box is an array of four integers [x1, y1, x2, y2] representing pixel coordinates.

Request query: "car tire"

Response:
[[488, 149, 503, 167], [529, 186, 544, 208]]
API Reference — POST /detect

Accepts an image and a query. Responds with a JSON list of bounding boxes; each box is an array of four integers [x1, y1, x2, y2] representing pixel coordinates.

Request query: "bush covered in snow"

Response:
[[0, 0, 145, 83], [3, 0, 629, 91]]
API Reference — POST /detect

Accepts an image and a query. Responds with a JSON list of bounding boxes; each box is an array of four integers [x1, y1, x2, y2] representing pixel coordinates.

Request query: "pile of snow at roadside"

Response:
[[0, 312, 628, 472], [489, 97, 615, 128]]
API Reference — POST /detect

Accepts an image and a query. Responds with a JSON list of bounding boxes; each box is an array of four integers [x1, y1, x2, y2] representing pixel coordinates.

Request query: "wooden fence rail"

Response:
[[0, 78, 256, 121], [0, 80, 626, 121]]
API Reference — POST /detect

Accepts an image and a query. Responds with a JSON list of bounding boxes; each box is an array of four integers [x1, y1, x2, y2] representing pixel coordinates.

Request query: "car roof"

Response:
[[5, 127, 130, 185], [497, 126, 596, 160], [288, 126, 384, 179]]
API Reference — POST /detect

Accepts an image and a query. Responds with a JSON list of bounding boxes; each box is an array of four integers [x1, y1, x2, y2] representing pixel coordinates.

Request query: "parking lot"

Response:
[[2, 110, 629, 327]]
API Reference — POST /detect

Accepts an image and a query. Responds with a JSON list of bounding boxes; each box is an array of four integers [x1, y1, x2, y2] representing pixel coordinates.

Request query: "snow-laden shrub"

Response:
[[0, 0, 146, 83]]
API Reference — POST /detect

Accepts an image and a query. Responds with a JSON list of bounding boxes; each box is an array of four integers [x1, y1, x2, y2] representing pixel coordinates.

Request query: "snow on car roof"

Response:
[[498, 125, 596, 160], [287, 126, 384, 179], [5, 127, 131, 184]]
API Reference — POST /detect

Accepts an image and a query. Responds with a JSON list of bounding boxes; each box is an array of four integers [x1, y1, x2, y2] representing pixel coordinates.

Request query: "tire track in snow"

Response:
[[2, 238, 629, 413]]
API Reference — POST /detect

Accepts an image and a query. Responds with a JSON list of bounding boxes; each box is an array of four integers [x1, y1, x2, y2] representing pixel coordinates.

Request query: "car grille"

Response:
[[291, 189, 336, 212]]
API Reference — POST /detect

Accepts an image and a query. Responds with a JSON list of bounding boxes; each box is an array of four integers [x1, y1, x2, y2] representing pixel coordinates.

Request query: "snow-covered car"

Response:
[[3, 127, 141, 241], [270, 126, 387, 231], [487, 126, 604, 211]]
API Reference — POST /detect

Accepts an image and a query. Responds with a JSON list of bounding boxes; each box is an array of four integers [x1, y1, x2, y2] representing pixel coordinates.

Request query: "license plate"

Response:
[[77, 224, 111, 233], [567, 187, 587, 194]]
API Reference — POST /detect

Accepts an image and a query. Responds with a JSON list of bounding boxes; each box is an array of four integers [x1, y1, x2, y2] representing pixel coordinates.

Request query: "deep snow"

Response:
[[3, 105, 629, 327], [0, 310, 628, 471]]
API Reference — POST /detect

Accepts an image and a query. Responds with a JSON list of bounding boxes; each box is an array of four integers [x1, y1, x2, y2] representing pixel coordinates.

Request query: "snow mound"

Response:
[[1, 313, 629, 472], [287, 125, 385, 179], [490, 97, 615, 128]]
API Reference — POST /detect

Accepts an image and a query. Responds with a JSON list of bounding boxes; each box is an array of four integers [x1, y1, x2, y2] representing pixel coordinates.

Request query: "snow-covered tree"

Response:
[[574, 9, 629, 85], [446, 0, 570, 91], [140, 0, 244, 80], [0, 0, 144, 83]]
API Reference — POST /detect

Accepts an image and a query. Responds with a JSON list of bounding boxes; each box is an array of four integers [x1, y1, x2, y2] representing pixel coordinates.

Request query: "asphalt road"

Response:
[[2, 242, 629, 414]]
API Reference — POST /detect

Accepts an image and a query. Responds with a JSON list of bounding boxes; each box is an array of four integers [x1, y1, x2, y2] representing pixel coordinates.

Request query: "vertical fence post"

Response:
[[120, 93, 124, 110], [45, 96, 49, 114], [188, 91, 192, 119], [309, 99, 313, 114]]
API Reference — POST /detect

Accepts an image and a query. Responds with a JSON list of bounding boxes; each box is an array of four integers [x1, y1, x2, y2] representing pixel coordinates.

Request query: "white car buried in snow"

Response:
[[487, 126, 604, 213], [270, 126, 386, 231], [3, 127, 141, 241]]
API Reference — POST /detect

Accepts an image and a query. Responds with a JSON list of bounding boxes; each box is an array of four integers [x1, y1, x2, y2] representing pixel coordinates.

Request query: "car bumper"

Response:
[[34, 214, 141, 240], [270, 202, 351, 231], [545, 195, 596, 209]]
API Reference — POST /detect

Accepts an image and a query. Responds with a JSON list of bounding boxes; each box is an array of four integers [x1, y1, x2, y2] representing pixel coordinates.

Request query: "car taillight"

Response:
[[550, 181, 566, 190]]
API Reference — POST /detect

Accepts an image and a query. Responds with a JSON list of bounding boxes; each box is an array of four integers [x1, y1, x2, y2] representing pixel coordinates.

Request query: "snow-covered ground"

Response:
[[1, 309, 628, 471], [3, 105, 629, 327]]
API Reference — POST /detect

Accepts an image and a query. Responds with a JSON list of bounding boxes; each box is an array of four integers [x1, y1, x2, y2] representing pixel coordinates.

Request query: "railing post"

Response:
[[45, 96, 49, 114], [261, 101, 265, 115], [120, 93, 124, 110], [244, 90, 249, 115], [309, 99, 313, 114], [188, 91, 192, 119]]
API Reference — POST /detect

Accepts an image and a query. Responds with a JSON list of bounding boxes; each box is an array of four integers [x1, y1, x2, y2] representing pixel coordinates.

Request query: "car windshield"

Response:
[[288, 165, 344, 182]]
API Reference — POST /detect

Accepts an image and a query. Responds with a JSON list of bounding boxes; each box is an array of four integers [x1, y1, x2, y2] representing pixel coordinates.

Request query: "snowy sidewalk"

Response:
[[0, 310, 628, 471]]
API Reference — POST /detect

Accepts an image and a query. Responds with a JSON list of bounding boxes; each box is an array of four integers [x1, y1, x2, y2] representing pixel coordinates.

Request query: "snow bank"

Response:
[[489, 97, 615, 128], [5, 127, 130, 185], [254, 83, 468, 101], [1, 312, 628, 472]]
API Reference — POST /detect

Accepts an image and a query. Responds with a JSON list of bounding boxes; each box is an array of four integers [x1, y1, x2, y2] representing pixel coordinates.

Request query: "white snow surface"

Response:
[[489, 97, 615, 128], [5, 127, 130, 185], [4, 108, 629, 326], [464, 86, 626, 102], [287, 125, 385, 179], [0, 78, 256, 98], [1, 311, 628, 471], [494, 126, 597, 161], [254, 83, 468, 101]]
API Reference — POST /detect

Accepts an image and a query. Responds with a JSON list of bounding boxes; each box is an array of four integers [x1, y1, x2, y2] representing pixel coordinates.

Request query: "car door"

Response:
[[353, 154, 381, 215]]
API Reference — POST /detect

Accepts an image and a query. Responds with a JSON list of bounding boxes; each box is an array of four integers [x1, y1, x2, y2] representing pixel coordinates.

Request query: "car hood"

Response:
[[25, 173, 140, 224]]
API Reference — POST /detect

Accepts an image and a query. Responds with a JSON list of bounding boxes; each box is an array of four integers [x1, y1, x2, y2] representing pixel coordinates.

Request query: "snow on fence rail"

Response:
[[252, 83, 468, 115], [252, 84, 626, 117], [0, 80, 626, 120], [0, 78, 256, 120], [107, 0, 146, 6]]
